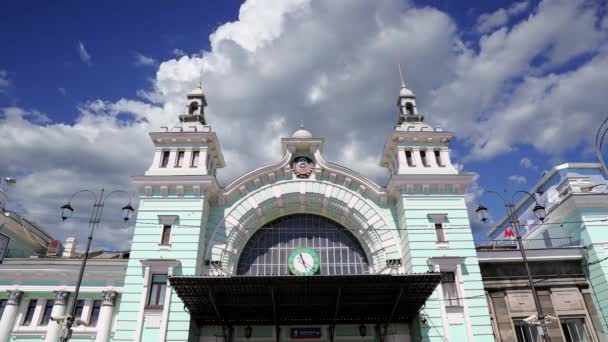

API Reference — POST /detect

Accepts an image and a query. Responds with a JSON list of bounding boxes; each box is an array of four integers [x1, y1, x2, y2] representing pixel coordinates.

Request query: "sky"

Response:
[[1, 0, 607, 252]]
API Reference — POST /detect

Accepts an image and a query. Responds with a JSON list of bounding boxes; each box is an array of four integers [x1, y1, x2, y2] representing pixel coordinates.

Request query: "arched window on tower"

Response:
[[405, 102, 414, 115], [188, 101, 199, 114]]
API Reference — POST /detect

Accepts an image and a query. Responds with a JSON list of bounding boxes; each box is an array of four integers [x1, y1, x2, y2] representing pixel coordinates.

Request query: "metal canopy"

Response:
[[170, 274, 440, 325]]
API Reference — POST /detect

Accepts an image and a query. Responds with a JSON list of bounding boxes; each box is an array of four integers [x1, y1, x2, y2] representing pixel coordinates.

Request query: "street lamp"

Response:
[[477, 190, 551, 342], [0, 178, 16, 185], [596, 114, 608, 177], [57, 188, 133, 342]]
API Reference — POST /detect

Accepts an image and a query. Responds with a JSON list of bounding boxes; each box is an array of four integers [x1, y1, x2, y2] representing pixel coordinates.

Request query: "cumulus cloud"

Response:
[[172, 48, 186, 57], [77, 41, 92, 66], [430, 0, 608, 160], [477, 1, 529, 33], [519, 157, 537, 170], [508, 175, 527, 184], [134, 52, 157, 67], [3, 0, 608, 250]]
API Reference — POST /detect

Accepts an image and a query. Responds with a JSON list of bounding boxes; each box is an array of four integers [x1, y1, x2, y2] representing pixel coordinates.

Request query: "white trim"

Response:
[[133, 265, 150, 342], [159, 266, 175, 341], [457, 264, 475, 342], [0, 286, 123, 293]]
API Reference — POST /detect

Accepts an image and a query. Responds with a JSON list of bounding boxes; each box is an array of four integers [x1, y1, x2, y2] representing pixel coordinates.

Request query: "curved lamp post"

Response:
[[596, 114, 608, 178], [476, 190, 551, 341], [58, 189, 133, 342]]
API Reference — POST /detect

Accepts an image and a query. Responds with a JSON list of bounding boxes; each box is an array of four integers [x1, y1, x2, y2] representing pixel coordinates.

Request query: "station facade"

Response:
[[108, 79, 493, 342]]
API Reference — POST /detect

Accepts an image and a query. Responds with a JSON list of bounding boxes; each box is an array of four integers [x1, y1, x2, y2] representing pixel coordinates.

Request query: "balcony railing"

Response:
[[477, 237, 576, 250]]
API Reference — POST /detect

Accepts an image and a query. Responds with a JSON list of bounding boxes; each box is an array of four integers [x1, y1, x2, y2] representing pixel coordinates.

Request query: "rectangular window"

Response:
[[405, 150, 414, 166], [160, 151, 170, 168], [420, 150, 430, 167], [561, 318, 590, 342], [0, 299, 6, 320], [21, 299, 37, 326], [435, 223, 446, 242], [190, 150, 200, 167], [441, 272, 460, 307], [40, 299, 54, 326], [89, 300, 102, 327], [175, 151, 185, 167], [161, 225, 172, 245], [514, 320, 540, 342], [147, 274, 168, 307], [73, 300, 85, 320], [434, 150, 444, 166]]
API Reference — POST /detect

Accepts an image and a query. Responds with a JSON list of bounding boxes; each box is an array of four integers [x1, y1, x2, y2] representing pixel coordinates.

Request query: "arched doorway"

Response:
[[236, 214, 370, 276]]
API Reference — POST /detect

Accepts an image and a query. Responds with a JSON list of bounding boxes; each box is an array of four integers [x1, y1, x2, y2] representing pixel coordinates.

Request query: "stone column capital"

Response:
[[53, 291, 70, 305], [102, 290, 118, 306], [6, 290, 23, 305]]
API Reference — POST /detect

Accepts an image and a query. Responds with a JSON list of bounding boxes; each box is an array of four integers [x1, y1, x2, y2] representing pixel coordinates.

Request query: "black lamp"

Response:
[[475, 204, 488, 223], [121, 204, 135, 222], [532, 204, 546, 222], [60, 203, 74, 221], [245, 326, 252, 339]]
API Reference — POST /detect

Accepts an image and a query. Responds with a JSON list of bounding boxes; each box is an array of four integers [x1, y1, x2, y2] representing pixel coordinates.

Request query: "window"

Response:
[[160, 151, 170, 168], [40, 300, 54, 326], [405, 102, 414, 115], [21, 299, 37, 326], [237, 214, 370, 276], [514, 320, 540, 342], [189, 101, 199, 114], [191, 150, 200, 167], [441, 272, 460, 307], [435, 223, 446, 242], [420, 150, 430, 167], [147, 274, 168, 307], [89, 300, 102, 327], [73, 300, 85, 320], [175, 151, 185, 168], [0, 299, 6, 319], [405, 150, 414, 167], [160, 225, 172, 245], [434, 150, 443, 166], [561, 318, 590, 342]]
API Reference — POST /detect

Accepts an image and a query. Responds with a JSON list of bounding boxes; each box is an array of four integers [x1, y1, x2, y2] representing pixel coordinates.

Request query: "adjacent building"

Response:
[[484, 163, 608, 341]]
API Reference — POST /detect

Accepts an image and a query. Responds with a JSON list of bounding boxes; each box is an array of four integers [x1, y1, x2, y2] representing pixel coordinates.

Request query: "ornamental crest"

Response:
[[291, 157, 314, 179]]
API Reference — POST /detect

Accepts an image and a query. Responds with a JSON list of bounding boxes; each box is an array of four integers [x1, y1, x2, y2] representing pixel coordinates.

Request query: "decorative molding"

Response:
[[53, 290, 70, 305], [158, 215, 179, 226], [6, 290, 23, 305], [427, 213, 448, 224], [101, 290, 117, 307]]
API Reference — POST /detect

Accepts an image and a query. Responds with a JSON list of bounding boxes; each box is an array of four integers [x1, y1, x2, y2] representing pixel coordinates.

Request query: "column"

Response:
[[45, 291, 70, 342], [95, 290, 118, 342], [412, 147, 423, 167], [397, 148, 408, 174], [0, 290, 23, 342]]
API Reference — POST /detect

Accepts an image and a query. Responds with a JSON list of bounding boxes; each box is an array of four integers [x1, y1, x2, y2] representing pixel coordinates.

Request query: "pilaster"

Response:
[[45, 291, 70, 342], [0, 290, 23, 342]]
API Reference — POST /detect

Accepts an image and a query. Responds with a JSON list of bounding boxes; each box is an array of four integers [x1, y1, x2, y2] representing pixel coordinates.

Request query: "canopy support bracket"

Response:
[[271, 287, 280, 342], [381, 287, 404, 342], [329, 287, 342, 342]]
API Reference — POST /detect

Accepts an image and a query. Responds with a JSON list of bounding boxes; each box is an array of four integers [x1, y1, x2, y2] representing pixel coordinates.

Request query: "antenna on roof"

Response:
[[398, 63, 405, 87]]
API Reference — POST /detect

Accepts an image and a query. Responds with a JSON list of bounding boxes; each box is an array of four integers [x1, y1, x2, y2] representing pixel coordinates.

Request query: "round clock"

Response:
[[288, 248, 320, 276]]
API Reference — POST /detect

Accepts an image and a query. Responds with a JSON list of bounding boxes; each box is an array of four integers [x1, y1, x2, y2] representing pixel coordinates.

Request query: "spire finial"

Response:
[[300, 120, 304, 129], [199, 71, 203, 89], [398, 63, 405, 87]]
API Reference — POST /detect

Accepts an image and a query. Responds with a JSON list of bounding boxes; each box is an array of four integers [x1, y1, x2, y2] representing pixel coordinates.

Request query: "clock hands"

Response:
[[298, 253, 310, 269]]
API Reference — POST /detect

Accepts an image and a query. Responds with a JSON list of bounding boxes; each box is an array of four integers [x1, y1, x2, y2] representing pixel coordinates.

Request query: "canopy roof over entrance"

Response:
[[170, 274, 440, 325]]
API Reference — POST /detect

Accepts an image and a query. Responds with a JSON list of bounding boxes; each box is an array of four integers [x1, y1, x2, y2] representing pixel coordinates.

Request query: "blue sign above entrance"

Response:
[[290, 328, 322, 339]]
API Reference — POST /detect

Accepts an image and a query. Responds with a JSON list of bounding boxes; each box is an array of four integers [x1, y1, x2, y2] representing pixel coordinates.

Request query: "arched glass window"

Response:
[[237, 214, 370, 276]]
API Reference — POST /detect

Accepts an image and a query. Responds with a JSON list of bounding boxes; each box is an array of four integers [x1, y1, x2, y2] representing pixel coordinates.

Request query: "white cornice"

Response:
[[149, 130, 225, 168], [381, 129, 454, 166]]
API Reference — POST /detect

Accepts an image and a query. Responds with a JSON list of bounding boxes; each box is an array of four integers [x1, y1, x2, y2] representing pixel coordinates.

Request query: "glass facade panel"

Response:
[[561, 318, 590, 342], [237, 214, 370, 275]]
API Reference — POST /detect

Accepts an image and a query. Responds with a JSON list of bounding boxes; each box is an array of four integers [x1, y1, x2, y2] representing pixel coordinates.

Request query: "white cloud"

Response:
[[519, 157, 537, 170], [508, 175, 527, 184], [477, 1, 529, 33], [430, 0, 608, 160], [58, 87, 67, 96], [134, 52, 157, 67], [3, 0, 608, 250], [77, 41, 92, 66], [172, 49, 186, 57]]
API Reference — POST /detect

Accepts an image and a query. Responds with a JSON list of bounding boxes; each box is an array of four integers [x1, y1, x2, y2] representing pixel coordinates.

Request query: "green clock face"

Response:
[[288, 248, 320, 276]]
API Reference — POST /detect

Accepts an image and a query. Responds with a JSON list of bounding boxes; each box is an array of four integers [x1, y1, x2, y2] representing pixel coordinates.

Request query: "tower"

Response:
[[113, 84, 224, 342], [382, 73, 494, 341]]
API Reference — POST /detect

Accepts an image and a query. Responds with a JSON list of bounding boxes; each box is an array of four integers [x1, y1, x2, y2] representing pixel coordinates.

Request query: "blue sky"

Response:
[[0, 0, 606, 250]]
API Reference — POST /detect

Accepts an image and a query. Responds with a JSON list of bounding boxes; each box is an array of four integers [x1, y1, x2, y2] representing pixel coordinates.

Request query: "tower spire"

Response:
[[396, 64, 423, 125], [398, 63, 405, 88]]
